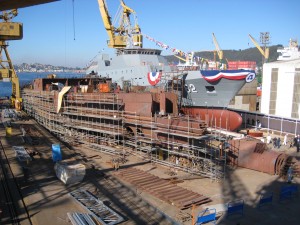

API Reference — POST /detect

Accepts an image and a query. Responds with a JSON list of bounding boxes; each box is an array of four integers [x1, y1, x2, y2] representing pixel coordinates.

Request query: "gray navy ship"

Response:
[[86, 47, 256, 109], [86, 0, 256, 110]]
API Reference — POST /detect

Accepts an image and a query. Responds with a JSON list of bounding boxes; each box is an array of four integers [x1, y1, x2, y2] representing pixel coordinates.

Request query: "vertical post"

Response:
[[281, 117, 283, 135], [268, 114, 270, 133], [191, 204, 196, 225]]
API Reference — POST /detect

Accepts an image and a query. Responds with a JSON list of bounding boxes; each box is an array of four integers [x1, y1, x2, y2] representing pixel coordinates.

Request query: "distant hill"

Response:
[[164, 45, 282, 67]]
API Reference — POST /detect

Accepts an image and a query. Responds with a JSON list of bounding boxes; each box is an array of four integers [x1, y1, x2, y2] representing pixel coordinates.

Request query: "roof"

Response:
[[264, 58, 300, 67], [0, 0, 59, 11]]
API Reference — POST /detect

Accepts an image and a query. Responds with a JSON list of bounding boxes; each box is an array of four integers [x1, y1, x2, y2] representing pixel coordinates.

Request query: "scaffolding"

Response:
[[22, 88, 227, 181]]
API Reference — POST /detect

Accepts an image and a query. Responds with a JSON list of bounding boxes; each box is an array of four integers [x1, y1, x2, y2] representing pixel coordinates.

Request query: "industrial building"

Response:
[[260, 59, 300, 119]]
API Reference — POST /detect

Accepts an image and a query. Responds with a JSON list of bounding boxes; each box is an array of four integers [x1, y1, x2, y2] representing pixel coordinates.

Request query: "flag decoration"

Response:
[[147, 72, 162, 86], [142, 33, 211, 64], [143, 34, 186, 56], [201, 70, 256, 82]]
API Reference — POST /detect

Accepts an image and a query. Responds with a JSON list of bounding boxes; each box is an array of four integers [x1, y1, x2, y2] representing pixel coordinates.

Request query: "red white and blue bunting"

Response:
[[147, 72, 162, 86], [201, 70, 256, 82]]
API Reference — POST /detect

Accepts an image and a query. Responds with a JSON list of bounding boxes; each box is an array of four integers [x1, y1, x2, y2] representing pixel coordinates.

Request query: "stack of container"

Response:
[[227, 61, 256, 70]]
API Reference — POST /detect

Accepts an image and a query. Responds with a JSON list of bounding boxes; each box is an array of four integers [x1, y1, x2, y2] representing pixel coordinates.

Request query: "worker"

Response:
[[297, 135, 300, 152], [266, 134, 271, 144], [113, 159, 119, 171], [276, 137, 281, 149], [219, 141, 224, 158], [287, 166, 293, 183], [22, 166, 29, 182], [283, 134, 288, 145], [273, 137, 277, 148]]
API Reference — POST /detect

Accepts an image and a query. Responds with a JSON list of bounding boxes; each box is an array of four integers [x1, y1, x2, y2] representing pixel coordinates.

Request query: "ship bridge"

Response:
[[116, 48, 162, 56]]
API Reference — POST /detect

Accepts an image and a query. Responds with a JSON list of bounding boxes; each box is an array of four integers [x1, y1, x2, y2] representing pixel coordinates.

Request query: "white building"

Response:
[[260, 59, 300, 119]]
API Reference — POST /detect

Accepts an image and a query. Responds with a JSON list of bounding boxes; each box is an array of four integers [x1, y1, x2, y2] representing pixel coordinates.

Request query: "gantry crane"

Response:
[[212, 33, 227, 69], [248, 34, 269, 62], [97, 0, 142, 49], [0, 9, 23, 109]]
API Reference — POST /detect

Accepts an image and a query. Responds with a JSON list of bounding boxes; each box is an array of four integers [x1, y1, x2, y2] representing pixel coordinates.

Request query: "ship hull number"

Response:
[[185, 84, 198, 93]]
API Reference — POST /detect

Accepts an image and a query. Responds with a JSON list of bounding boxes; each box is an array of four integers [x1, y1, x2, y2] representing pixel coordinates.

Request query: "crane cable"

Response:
[[72, 0, 76, 40]]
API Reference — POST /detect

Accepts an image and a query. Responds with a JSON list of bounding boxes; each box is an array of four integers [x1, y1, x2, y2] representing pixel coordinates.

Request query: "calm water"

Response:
[[0, 72, 84, 97]]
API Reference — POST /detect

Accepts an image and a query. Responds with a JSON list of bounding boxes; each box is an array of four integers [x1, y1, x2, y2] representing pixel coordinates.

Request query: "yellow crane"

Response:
[[0, 9, 23, 109], [212, 33, 227, 69], [97, 0, 142, 49], [248, 34, 269, 62]]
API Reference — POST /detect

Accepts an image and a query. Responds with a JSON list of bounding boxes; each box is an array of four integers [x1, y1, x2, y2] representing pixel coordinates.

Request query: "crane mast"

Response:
[[0, 9, 23, 109], [212, 33, 226, 69], [212, 32, 223, 61], [97, 0, 142, 49]]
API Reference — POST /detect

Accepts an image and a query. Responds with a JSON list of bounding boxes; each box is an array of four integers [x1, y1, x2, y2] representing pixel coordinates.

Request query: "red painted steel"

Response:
[[114, 168, 211, 209], [182, 108, 242, 131], [229, 139, 287, 175]]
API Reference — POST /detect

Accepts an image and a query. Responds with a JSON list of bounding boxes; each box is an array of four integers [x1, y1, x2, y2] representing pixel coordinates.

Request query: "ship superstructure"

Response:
[[277, 38, 300, 61]]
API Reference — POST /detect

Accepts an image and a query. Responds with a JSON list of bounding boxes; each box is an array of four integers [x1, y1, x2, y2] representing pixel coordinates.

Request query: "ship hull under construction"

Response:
[[21, 76, 297, 181], [21, 77, 228, 181]]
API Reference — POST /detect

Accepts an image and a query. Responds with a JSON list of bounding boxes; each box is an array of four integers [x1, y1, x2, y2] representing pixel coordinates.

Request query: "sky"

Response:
[[6, 0, 300, 68]]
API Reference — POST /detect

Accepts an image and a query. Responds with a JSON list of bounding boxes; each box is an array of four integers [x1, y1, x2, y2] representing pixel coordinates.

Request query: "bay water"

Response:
[[0, 72, 84, 97]]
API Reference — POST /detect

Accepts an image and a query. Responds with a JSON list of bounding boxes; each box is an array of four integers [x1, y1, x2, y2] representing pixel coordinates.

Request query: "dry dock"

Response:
[[1, 109, 300, 225]]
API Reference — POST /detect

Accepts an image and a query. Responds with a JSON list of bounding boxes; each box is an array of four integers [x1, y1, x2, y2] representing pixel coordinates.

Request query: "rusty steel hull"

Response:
[[229, 139, 287, 175], [182, 107, 242, 131]]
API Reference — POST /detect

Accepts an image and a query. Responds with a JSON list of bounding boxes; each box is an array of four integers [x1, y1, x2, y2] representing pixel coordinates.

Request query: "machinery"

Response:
[[212, 32, 227, 69], [248, 33, 269, 62], [97, 0, 142, 49], [0, 9, 23, 109]]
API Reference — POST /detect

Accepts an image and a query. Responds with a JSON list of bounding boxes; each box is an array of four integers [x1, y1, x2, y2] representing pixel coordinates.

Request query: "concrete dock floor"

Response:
[[1, 114, 299, 225]]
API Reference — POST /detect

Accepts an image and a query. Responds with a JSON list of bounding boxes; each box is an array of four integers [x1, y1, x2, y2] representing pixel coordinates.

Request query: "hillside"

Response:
[[164, 45, 282, 67]]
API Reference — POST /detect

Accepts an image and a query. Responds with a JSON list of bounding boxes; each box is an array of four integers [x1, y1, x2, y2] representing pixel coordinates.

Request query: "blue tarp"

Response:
[[52, 144, 62, 162]]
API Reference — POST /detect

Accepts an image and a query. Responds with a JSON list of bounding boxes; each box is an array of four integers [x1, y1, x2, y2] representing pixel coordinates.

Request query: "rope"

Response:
[[72, 0, 76, 40]]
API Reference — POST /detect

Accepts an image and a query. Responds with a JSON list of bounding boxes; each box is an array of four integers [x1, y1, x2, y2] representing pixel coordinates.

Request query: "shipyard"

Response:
[[1, 0, 300, 225]]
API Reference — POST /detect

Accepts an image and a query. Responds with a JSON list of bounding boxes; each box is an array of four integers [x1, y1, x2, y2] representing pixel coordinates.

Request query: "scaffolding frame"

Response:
[[22, 89, 227, 181]]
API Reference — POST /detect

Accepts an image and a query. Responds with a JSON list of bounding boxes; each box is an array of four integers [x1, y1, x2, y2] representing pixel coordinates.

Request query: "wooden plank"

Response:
[[157, 187, 178, 196], [132, 177, 159, 185], [164, 190, 198, 200], [139, 181, 171, 191], [119, 172, 152, 181], [134, 177, 161, 185], [156, 187, 186, 196]]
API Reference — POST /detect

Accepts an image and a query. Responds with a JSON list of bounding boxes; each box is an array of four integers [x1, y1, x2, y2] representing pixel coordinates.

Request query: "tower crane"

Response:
[[0, 9, 23, 109], [248, 34, 269, 62], [212, 33, 227, 69], [97, 0, 142, 49]]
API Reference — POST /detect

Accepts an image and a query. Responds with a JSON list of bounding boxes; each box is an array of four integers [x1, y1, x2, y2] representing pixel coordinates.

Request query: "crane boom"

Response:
[[97, 0, 142, 49], [97, 0, 126, 48], [212, 33, 223, 60], [248, 34, 269, 60]]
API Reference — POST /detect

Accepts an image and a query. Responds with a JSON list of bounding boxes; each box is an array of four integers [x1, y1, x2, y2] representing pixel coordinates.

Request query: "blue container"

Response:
[[52, 144, 62, 162]]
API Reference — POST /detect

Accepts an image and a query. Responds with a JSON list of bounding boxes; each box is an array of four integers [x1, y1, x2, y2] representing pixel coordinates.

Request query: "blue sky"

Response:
[[7, 0, 300, 68]]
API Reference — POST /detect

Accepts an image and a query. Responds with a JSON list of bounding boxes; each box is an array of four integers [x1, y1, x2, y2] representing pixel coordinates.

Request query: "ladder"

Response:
[[70, 189, 124, 225]]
